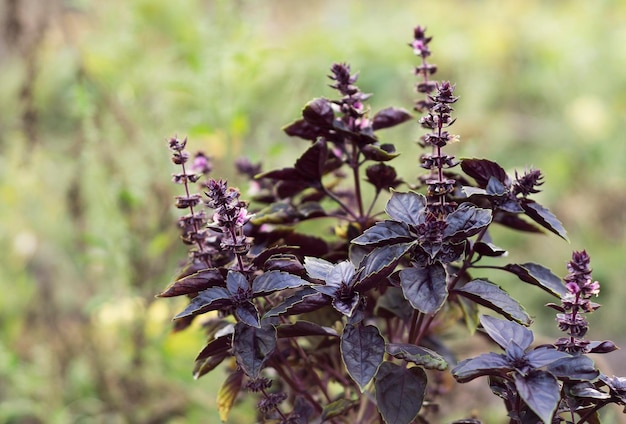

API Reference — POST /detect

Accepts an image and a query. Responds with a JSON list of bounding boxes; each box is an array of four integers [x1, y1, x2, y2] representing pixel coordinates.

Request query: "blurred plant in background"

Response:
[[0, 0, 625, 422]]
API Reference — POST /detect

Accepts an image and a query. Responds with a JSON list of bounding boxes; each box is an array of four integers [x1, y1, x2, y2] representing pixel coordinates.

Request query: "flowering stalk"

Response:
[[553, 250, 601, 353], [168, 136, 214, 268]]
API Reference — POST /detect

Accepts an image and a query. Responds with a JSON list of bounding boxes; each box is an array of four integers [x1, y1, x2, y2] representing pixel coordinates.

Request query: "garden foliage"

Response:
[[159, 25, 626, 424]]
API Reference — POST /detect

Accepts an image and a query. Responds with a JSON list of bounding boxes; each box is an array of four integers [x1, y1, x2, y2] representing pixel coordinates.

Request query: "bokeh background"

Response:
[[1, 0, 625, 422]]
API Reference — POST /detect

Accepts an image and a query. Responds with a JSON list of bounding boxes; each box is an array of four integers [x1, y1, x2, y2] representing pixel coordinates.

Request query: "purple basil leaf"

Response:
[[232, 322, 277, 379], [454, 279, 531, 325], [375, 361, 427, 424], [263, 287, 320, 318], [399, 262, 448, 315], [294, 139, 328, 182], [252, 270, 308, 295], [547, 355, 599, 382], [451, 352, 511, 383], [385, 191, 427, 226], [283, 118, 321, 141], [569, 382, 611, 400], [304, 256, 334, 281], [257, 167, 301, 181], [327, 261, 356, 287], [226, 270, 249, 295], [514, 370, 560, 424], [588, 340, 619, 354], [473, 241, 508, 257], [158, 268, 224, 297], [276, 321, 338, 338], [340, 324, 385, 391], [486, 176, 508, 196], [525, 347, 570, 368], [321, 399, 360, 422], [302, 97, 335, 128], [235, 302, 260, 328], [372, 107, 413, 130], [356, 242, 414, 291], [192, 352, 229, 380], [352, 220, 413, 246], [195, 335, 232, 362], [333, 293, 360, 317], [503, 262, 567, 297], [385, 343, 448, 370], [443, 203, 492, 241], [520, 200, 569, 241], [173, 287, 231, 320], [494, 212, 543, 233], [479, 315, 533, 351], [461, 158, 509, 188]]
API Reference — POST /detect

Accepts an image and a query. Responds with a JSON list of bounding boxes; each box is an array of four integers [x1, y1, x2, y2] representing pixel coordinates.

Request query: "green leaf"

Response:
[[514, 370, 560, 424], [521, 200, 569, 241], [341, 324, 385, 391], [232, 322, 277, 379], [250, 202, 298, 225], [503, 262, 566, 297], [400, 262, 448, 314], [443, 203, 492, 241], [385, 343, 448, 370], [217, 371, 244, 422], [356, 242, 414, 291], [351, 220, 412, 246], [252, 270, 308, 295], [173, 287, 231, 319], [454, 279, 531, 325], [361, 144, 400, 161], [385, 191, 427, 226], [375, 362, 427, 424], [321, 399, 360, 421]]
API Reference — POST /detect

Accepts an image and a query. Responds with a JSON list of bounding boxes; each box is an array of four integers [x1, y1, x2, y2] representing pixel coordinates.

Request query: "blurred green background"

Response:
[[1, 0, 625, 422]]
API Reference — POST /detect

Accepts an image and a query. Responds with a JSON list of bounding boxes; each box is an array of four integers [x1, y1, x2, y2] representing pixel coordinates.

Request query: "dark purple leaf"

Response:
[[569, 382, 611, 400], [263, 254, 306, 275], [304, 256, 334, 281], [547, 355, 599, 382], [503, 262, 566, 297], [326, 261, 356, 287], [375, 361, 427, 424], [365, 163, 401, 191], [461, 158, 509, 188], [252, 245, 299, 269], [385, 191, 427, 226], [525, 347, 570, 368], [494, 212, 543, 233], [385, 343, 448, 370], [588, 340, 619, 354], [252, 270, 308, 295], [173, 287, 232, 320], [443, 203, 492, 241], [275, 179, 311, 198], [399, 262, 448, 315], [479, 315, 533, 351], [294, 140, 328, 182], [226, 271, 249, 295], [454, 279, 531, 325], [486, 176, 508, 196], [332, 293, 360, 317], [356, 242, 414, 291], [263, 287, 321, 318], [451, 352, 511, 383], [514, 370, 560, 424], [296, 201, 326, 219], [375, 287, 413, 320], [235, 302, 260, 327], [192, 352, 229, 380], [195, 335, 232, 362], [232, 322, 277, 379], [302, 98, 335, 128], [276, 321, 338, 338], [352, 220, 412, 246], [473, 241, 507, 257], [521, 200, 569, 241], [283, 118, 321, 141], [341, 324, 385, 391], [372, 107, 413, 130], [158, 268, 224, 297]]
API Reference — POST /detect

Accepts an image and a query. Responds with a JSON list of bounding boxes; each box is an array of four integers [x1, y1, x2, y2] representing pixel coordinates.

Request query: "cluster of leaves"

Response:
[[159, 25, 626, 424]]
